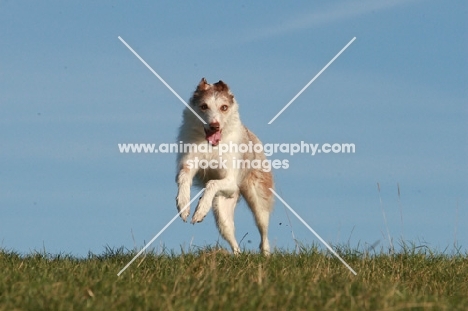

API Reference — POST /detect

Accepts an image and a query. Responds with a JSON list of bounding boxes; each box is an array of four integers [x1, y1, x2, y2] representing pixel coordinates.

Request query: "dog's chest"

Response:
[[192, 149, 229, 181]]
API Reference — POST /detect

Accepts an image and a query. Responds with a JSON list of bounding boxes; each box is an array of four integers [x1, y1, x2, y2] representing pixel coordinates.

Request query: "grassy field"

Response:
[[1, 245, 467, 310]]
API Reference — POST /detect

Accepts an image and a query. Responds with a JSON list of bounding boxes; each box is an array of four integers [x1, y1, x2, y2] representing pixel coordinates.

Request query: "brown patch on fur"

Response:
[[197, 78, 210, 91], [178, 162, 191, 172], [191, 78, 234, 106], [240, 169, 274, 212], [252, 169, 273, 193], [241, 127, 266, 161], [238, 125, 274, 210], [213, 80, 228, 92], [242, 149, 249, 161]]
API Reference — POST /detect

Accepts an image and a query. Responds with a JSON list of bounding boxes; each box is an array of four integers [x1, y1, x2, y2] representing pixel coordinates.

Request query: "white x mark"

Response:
[[116, 35, 358, 277]]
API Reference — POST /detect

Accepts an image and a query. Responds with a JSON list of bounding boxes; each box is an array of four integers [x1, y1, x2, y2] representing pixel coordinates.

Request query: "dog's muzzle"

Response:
[[204, 122, 222, 146]]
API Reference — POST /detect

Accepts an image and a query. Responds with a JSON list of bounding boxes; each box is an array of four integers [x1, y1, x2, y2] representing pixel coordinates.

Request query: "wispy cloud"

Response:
[[240, 0, 421, 43], [154, 0, 421, 53]]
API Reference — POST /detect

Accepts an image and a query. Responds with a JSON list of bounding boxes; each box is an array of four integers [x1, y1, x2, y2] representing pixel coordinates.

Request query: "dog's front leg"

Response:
[[176, 162, 198, 222], [191, 178, 238, 224]]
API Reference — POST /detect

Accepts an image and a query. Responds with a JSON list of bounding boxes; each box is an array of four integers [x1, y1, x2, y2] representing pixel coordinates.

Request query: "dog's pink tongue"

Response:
[[206, 130, 221, 146]]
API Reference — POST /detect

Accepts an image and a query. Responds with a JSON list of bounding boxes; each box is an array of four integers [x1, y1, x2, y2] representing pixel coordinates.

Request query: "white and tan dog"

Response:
[[176, 78, 274, 254]]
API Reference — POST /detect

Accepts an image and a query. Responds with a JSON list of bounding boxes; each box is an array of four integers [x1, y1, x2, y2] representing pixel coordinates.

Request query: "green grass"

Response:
[[1, 245, 467, 310]]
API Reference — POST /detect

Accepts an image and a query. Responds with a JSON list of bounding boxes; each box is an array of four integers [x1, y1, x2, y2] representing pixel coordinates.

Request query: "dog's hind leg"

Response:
[[212, 193, 241, 254], [240, 170, 274, 255]]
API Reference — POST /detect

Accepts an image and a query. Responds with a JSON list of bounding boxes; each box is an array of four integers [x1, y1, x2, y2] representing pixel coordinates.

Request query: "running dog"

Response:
[[176, 78, 274, 254]]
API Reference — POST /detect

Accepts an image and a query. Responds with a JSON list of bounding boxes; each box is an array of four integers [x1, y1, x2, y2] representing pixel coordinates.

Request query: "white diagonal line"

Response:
[[268, 37, 356, 124], [118, 36, 207, 125], [269, 188, 357, 275], [117, 188, 206, 276]]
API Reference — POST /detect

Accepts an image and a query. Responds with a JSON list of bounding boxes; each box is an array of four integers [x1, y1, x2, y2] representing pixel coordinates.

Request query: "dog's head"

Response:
[[189, 78, 238, 146]]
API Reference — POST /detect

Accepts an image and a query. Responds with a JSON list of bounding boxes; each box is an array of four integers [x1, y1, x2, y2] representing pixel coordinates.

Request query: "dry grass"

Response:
[[1, 245, 467, 310]]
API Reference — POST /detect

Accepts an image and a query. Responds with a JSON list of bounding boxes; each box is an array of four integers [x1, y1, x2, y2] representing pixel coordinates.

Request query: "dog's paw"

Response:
[[190, 211, 205, 224], [191, 198, 211, 224], [191, 202, 209, 224], [176, 196, 190, 222], [180, 209, 190, 222]]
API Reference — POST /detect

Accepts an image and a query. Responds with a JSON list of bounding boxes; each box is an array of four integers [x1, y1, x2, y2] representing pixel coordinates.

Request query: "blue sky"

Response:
[[1, 0, 466, 256]]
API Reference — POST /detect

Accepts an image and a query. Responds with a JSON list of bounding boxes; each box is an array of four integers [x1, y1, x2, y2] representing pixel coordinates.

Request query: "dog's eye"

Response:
[[200, 104, 208, 110], [220, 105, 229, 112]]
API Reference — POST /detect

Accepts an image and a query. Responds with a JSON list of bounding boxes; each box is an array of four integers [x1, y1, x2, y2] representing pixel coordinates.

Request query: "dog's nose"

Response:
[[209, 122, 220, 131]]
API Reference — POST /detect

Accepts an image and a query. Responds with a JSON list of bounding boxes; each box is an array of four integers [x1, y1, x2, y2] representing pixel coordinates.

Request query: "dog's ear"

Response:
[[213, 80, 234, 103], [196, 78, 210, 91], [191, 78, 209, 105], [213, 80, 229, 92]]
